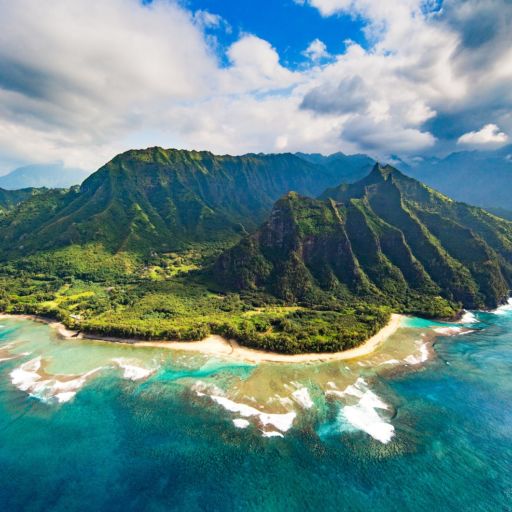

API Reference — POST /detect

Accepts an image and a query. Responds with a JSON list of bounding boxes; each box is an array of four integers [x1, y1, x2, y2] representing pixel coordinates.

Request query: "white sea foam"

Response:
[[112, 358, 155, 381], [208, 395, 297, 433], [381, 359, 400, 365], [261, 430, 284, 438], [198, 390, 295, 432], [327, 378, 395, 444], [10, 357, 101, 403], [192, 380, 224, 397], [54, 391, 77, 403], [291, 387, 314, 409], [460, 310, 478, 324], [342, 401, 394, 444], [195, 380, 297, 435], [493, 298, 512, 315], [10, 357, 42, 391], [404, 342, 429, 365], [433, 326, 464, 336]]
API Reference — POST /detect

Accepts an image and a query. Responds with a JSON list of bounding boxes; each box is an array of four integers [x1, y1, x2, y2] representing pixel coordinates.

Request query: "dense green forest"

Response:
[[0, 149, 510, 354]]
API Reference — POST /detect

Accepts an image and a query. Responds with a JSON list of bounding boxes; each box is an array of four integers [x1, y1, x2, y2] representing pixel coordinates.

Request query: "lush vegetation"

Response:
[[218, 164, 512, 316], [0, 152, 511, 355], [0, 244, 389, 354], [0, 148, 372, 258], [0, 187, 43, 214]]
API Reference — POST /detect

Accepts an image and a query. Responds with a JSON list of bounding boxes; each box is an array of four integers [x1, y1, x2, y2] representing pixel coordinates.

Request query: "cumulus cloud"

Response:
[[0, 0, 219, 171], [295, 0, 512, 155], [192, 10, 229, 30], [303, 39, 331, 62], [457, 124, 509, 146], [302, 76, 368, 114], [0, 0, 511, 173], [225, 35, 298, 92]]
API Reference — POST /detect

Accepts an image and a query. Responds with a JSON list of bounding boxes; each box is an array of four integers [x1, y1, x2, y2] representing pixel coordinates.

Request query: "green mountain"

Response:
[[0, 187, 43, 214], [0, 148, 366, 257], [0, 163, 90, 190], [485, 207, 512, 221], [1, 157, 511, 355], [216, 164, 512, 314]]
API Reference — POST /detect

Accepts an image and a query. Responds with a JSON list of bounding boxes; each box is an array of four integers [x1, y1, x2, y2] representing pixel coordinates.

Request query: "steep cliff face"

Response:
[[216, 193, 369, 301], [0, 148, 357, 257], [216, 165, 512, 314]]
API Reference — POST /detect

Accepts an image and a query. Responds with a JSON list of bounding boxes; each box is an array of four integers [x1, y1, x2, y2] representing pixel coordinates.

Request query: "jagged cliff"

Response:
[[216, 164, 512, 315], [0, 148, 370, 257]]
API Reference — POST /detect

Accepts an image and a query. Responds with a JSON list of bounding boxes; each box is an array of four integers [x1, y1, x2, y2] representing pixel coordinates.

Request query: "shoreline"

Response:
[[0, 313, 404, 364]]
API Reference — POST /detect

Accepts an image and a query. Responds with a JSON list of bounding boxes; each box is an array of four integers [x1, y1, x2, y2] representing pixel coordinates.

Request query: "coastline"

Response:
[[0, 312, 404, 364]]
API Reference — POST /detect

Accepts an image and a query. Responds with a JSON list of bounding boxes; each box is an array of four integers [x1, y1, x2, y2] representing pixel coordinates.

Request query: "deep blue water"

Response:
[[0, 309, 511, 512]]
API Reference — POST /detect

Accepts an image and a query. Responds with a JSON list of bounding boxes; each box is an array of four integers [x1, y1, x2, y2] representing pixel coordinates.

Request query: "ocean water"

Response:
[[0, 307, 511, 512]]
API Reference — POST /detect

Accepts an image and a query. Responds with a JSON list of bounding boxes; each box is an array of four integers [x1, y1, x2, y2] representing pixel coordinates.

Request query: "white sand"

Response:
[[0, 313, 404, 365]]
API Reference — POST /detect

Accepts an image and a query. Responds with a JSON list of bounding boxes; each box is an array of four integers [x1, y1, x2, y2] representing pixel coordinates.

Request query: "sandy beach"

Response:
[[0, 312, 404, 364], [142, 313, 404, 363]]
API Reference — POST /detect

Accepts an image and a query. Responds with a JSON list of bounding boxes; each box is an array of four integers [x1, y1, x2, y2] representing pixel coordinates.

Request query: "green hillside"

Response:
[[0, 158, 510, 355], [0, 187, 42, 214], [217, 164, 512, 316], [0, 148, 354, 257]]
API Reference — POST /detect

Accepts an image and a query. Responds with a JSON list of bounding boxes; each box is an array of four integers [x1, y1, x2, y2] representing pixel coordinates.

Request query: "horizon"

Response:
[[3, 142, 512, 179]]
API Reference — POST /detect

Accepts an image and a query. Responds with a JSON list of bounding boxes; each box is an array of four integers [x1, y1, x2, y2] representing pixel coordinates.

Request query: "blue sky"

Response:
[[181, 0, 368, 67], [0, 0, 510, 173]]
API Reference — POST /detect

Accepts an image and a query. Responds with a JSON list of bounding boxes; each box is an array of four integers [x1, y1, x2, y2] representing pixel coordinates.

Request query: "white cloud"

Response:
[[303, 39, 330, 62], [0, 0, 218, 170], [192, 10, 226, 30], [457, 124, 509, 146], [0, 0, 511, 173], [224, 35, 298, 92]]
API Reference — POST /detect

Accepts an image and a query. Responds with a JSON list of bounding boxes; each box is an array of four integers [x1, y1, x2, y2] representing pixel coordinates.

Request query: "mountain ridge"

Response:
[[0, 147, 372, 257], [216, 164, 512, 315], [0, 155, 511, 354]]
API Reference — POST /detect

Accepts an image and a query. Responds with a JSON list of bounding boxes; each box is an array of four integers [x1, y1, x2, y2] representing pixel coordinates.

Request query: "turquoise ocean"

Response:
[[0, 305, 511, 511]]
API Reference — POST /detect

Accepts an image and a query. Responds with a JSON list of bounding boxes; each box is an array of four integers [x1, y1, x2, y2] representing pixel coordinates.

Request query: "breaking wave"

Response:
[[326, 378, 395, 444], [10, 357, 102, 404]]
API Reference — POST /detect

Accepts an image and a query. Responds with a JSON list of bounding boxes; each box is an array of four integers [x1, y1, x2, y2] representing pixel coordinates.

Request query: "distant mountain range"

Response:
[[301, 146, 512, 214], [295, 152, 375, 183], [0, 163, 90, 190], [402, 145, 512, 211]]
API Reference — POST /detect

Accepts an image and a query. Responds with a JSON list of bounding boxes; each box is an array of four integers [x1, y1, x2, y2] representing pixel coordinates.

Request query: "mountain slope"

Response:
[[0, 164, 90, 190], [0, 148, 350, 257], [485, 207, 512, 221], [0, 187, 43, 213], [216, 164, 512, 314]]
